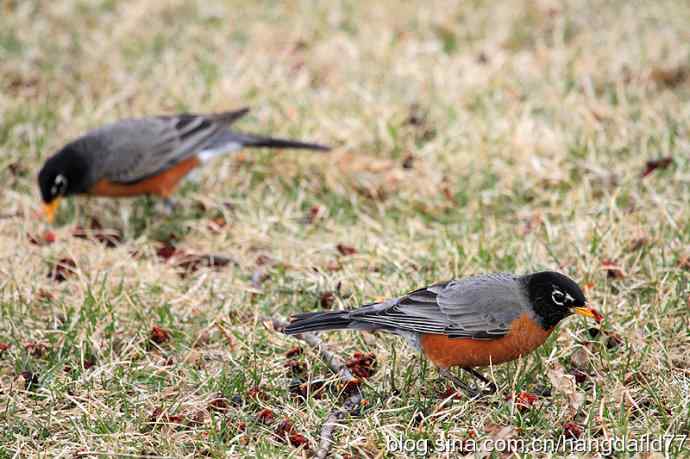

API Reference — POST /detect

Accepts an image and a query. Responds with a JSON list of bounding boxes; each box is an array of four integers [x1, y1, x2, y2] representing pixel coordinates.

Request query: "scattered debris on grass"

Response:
[[641, 157, 673, 177], [336, 244, 357, 256], [547, 364, 585, 415], [150, 325, 170, 345], [72, 218, 122, 247], [20, 371, 40, 391], [601, 259, 625, 279], [306, 205, 326, 224], [319, 291, 336, 309], [506, 391, 539, 411], [286, 346, 303, 358], [24, 341, 47, 358], [28, 230, 56, 246], [274, 419, 309, 448], [48, 257, 77, 282], [345, 352, 377, 379], [156, 243, 234, 277], [208, 394, 231, 413], [257, 408, 275, 424], [562, 422, 583, 439], [649, 66, 688, 88]]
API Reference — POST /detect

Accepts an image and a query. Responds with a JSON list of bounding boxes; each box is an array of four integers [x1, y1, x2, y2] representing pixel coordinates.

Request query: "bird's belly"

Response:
[[419, 314, 554, 369], [89, 155, 200, 197]]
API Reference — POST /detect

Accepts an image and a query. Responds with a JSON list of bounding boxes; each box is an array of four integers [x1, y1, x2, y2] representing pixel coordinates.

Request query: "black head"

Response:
[[38, 143, 90, 221], [38, 144, 91, 202], [520, 271, 590, 329]]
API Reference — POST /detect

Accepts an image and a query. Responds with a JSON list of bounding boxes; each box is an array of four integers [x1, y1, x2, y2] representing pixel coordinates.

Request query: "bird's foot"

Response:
[[439, 368, 481, 399], [463, 368, 497, 395]]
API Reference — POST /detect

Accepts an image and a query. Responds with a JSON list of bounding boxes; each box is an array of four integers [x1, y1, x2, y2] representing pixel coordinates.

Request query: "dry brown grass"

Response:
[[1, 0, 689, 457]]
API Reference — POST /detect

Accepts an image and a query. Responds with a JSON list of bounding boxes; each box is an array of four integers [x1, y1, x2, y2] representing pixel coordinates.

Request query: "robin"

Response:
[[38, 108, 329, 223], [284, 271, 602, 394]]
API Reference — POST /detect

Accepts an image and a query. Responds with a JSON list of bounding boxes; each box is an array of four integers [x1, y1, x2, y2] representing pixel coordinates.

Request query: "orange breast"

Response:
[[419, 313, 554, 369], [89, 156, 200, 198]]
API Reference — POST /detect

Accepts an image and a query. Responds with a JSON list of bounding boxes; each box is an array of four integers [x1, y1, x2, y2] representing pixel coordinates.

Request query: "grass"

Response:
[[1, 0, 689, 457]]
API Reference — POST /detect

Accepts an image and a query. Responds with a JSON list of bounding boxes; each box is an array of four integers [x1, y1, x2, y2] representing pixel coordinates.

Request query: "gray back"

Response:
[[350, 273, 531, 339]]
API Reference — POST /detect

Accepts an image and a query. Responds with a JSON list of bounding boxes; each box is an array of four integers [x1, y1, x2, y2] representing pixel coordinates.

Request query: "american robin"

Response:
[[285, 271, 601, 393], [37, 108, 329, 222]]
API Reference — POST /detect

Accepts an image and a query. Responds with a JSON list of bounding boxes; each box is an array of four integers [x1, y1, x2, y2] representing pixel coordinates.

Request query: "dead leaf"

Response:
[[547, 364, 584, 414], [274, 418, 309, 448], [207, 216, 227, 233], [628, 235, 649, 251], [346, 352, 377, 379], [562, 422, 582, 439], [285, 359, 306, 375], [650, 66, 688, 88], [24, 341, 47, 358], [506, 391, 538, 411], [73, 220, 122, 247], [48, 257, 77, 282], [257, 408, 275, 424], [150, 325, 170, 345], [176, 254, 233, 275], [28, 230, 56, 246], [247, 387, 267, 401], [480, 423, 518, 455], [570, 348, 589, 368], [569, 368, 588, 385], [157, 244, 180, 260], [641, 157, 673, 178], [285, 347, 303, 358], [208, 394, 231, 412], [402, 154, 415, 170], [289, 378, 326, 400], [337, 244, 357, 256], [306, 205, 325, 224], [606, 333, 623, 349], [677, 255, 690, 270], [20, 371, 39, 391], [438, 385, 464, 400], [601, 259, 625, 279], [320, 291, 336, 309]]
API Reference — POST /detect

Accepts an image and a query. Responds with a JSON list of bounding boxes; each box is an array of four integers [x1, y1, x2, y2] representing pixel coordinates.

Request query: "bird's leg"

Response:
[[463, 368, 497, 394], [438, 368, 479, 398]]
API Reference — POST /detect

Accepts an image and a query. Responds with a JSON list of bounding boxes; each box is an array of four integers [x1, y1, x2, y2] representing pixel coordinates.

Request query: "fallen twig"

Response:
[[268, 318, 363, 458]]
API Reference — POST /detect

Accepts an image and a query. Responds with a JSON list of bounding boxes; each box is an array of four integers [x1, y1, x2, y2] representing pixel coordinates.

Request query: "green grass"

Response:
[[1, 0, 690, 457]]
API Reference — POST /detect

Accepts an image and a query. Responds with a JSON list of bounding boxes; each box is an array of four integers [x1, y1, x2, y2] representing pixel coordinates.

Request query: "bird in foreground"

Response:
[[285, 271, 602, 394], [38, 108, 330, 223]]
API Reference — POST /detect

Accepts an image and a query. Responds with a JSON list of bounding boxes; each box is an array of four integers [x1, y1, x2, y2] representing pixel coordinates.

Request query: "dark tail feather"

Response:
[[237, 132, 330, 152], [284, 311, 352, 335], [212, 108, 251, 125]]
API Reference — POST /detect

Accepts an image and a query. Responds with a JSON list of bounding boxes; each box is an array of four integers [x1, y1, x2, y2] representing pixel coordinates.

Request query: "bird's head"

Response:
[[521, 271, 602, 329], [38, 144, 89, 223]]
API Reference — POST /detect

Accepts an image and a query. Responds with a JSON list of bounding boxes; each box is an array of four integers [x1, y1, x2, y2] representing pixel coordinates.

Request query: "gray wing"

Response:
[[349, 273, 529, 339], [89, 110, 248, 184]]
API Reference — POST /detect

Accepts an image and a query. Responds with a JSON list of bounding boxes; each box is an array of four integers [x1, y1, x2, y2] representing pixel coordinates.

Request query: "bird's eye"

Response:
[[552, 289, 566, 306], [51, 174, 68, 196]]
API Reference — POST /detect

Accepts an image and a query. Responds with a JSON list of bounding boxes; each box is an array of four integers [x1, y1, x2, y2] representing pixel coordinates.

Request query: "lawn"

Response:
[[1, 0, 689, 457]]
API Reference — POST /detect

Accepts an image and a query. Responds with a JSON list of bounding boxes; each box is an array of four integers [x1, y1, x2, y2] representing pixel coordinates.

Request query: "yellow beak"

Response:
[[43, 198, 62, 224], [574, 306, 603, 323]]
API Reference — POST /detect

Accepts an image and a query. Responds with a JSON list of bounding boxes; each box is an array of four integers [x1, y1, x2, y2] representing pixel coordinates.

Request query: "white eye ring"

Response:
[[52, 174, 67, 196], [552, 289, 566, 305]]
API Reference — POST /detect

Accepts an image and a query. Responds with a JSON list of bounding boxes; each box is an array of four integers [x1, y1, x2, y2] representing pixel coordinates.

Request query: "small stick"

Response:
[[269, 318, 363, 458]]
